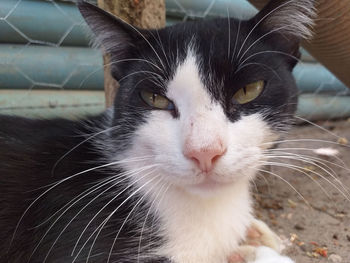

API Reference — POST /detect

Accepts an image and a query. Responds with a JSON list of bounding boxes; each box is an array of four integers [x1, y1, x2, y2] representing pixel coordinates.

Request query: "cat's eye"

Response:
[[232, 80, 265, 104], [140, 90, 174, 110]]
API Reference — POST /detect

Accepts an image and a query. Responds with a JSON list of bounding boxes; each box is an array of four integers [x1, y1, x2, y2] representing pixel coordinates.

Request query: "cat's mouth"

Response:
[[185, 174, 234, 193], [194, 177, 225, 190]]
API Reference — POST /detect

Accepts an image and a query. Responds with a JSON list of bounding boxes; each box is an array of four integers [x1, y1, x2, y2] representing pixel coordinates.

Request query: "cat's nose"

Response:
[[184, 141, 226, 172]]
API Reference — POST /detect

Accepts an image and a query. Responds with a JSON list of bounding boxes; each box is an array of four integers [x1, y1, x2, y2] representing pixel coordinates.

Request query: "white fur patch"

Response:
[[117, 50, 279, 263], [156, 180, 253, 263], [253, 247, 295, 263]]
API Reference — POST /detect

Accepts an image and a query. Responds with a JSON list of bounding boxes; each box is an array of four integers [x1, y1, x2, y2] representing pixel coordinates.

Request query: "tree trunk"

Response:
[[97, 0, 166, 107]]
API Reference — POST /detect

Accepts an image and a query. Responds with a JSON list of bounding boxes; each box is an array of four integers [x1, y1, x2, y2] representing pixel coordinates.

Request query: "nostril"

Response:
[[190, 156, 200, 167], [212, 153, 223, 164]]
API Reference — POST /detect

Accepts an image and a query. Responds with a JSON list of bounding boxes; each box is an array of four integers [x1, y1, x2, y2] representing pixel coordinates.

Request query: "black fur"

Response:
[[0, 0, 314, 262], [0, 115, 166, 262]]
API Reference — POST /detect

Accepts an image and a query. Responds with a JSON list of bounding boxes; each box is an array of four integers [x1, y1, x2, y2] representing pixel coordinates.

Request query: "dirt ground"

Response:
[[254, 119, 350, 262]]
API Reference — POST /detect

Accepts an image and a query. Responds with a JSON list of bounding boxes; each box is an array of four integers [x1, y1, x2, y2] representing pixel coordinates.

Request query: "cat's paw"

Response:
[[243, 219, 282, 252], [228, 246, 294, 263], [228, 245, 257, 263], [227, 219, 285, 263]]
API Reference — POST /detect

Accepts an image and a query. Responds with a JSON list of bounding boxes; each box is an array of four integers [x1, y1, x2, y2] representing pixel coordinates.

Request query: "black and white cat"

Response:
[[0, 0, 315, 262]]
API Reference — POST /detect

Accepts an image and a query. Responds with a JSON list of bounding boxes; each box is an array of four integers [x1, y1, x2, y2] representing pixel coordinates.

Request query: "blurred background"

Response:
[[0, 0, 349, 120]]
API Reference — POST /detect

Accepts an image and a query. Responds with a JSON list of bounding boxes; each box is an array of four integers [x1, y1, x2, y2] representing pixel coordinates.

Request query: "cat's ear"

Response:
[[253, 0, 316, 40], [252, 0, 316, 68], [77, 1, 145, 58]]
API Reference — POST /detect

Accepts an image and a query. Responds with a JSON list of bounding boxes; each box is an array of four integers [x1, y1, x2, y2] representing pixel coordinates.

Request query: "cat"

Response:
[[0, 0, 315, 262]]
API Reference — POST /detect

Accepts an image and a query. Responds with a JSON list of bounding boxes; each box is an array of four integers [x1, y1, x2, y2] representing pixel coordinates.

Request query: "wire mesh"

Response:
[[0, 0, 349, 120], [0, 0, 104, 118]]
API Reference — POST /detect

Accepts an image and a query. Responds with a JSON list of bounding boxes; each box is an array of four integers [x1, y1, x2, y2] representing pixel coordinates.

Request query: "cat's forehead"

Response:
[[156, 18, 249, 64], [166, 49, 215, 111], [140, 19, 247, 95], [161, 18, 247, 48], [147, 18, 281, 87]]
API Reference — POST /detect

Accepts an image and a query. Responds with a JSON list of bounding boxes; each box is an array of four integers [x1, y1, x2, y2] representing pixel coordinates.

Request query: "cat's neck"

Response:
[[154, 179, 253, 263]]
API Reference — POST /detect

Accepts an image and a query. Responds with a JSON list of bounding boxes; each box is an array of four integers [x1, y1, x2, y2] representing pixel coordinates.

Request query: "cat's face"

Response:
[[78, 0, 315, 196]]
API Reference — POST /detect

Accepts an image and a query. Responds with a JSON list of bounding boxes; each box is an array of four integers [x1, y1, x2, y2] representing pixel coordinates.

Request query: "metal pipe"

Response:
[[297, 94, 350, 121], [0, 0, 91, 46], [166, 0, 256, 19], [0, 44, 104, 90], [0, 89, 104, 119], [0, 44, 347, 94], [294, 63, 348, 94]]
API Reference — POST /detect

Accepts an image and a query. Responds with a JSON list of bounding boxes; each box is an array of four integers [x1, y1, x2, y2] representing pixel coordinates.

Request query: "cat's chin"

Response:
[[183, 176, 237, 198]]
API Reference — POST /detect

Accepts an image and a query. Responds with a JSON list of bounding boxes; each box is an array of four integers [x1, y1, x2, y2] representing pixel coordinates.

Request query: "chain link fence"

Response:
[[0, 0, 349, 119]]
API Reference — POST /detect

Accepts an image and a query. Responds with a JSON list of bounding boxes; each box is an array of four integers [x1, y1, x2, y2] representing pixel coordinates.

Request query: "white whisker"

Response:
[[137, 181, 169, 263], [105, 177, 163, 263], [255, 167, 310, 206], [51, 125, 119, 177], [238, 25, 290, 64], [239, 50, 300, 69], [154, 30, 171, 70], [295, 115, 346, 140], [12, 157, 155, 250], [259, 160, 350, 201], [227, 8, 231, 60], [78, 58, 164, 89], [34, 165, 154, 262], [261, 157, 331, 200], [70, 167, 159, 260], [118, 70, 164, 84], [268, 153, 350, 196], [232, 20, 241, 62], [262, 138, 350, 149], [235, 62, 281, 79], [236, 0, 298, 59], [267, 147, 350, 173]]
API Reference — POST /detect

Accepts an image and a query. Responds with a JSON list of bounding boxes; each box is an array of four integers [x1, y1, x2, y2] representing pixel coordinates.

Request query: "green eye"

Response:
[[232, 80, 264, 104], [140, 90, 174, 110]]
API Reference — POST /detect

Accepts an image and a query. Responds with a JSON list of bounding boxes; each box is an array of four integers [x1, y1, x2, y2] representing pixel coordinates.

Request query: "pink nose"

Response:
[[184, 142, 226, 172]]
